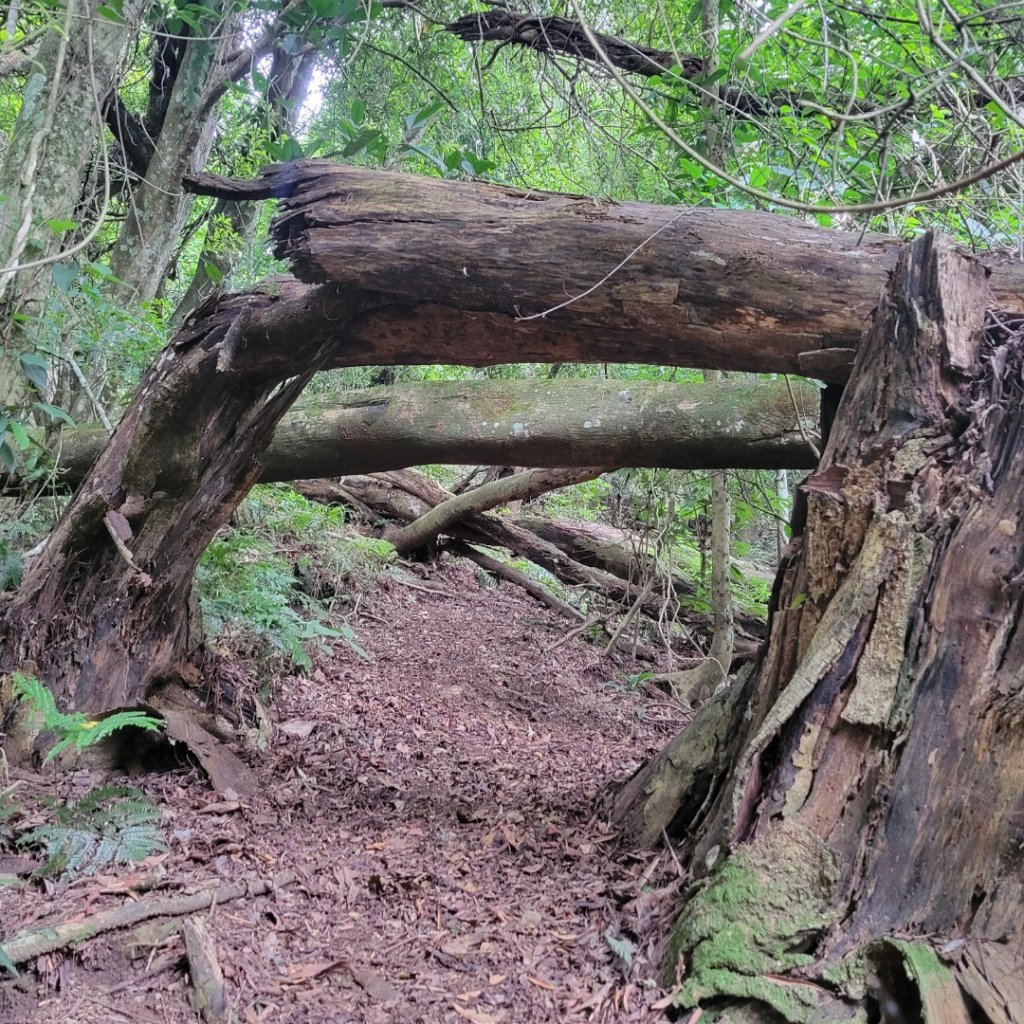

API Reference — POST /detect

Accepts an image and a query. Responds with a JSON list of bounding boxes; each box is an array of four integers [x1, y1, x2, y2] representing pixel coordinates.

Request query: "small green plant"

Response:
[[198, 532, 365, 670], [0, 783, 22, 850], [6, 676, 168, 885], [18, 784, 167, 879], [11, 673, 163, 764]]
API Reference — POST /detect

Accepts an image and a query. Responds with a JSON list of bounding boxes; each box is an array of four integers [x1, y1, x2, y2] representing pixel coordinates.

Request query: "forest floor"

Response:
[[0, 561, 692, 1023]]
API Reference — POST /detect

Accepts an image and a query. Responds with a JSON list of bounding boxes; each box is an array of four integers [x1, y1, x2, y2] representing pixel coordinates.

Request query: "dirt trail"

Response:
[[1, 563, 687, 1023]]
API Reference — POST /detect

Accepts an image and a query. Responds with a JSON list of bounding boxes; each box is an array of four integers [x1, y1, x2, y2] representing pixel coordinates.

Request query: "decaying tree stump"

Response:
[[611, 233, 1024, 1018]]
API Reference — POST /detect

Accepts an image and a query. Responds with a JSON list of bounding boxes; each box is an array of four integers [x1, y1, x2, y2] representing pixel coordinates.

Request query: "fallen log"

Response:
[[31, 377, 819, 490], [186, 161, 1024, 381], [515, 515, 774, 596], [384, 467, 606, 555], [0, 871, 295, 966], [295, 471, 764, 636]]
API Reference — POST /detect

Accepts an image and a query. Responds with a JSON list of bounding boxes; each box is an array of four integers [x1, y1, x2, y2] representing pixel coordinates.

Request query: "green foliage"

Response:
[[11, 673, 163, 764], [18, 784, 167, 880], [0, 537, 24, 591], [197, 489, 377, 671], [47, 261, 168, 404], [198, 533, 341, 670]]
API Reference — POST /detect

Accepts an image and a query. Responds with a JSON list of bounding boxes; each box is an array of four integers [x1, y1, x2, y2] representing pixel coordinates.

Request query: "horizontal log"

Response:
[[186, 161, 1024, 380], [47, 378, 820, 486]]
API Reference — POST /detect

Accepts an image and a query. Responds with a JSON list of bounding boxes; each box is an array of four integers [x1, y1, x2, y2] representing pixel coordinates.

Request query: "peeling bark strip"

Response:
[[186, 161, 1024, 380], [43, 377, 819, 488], [613, 233, 1024, 1018]]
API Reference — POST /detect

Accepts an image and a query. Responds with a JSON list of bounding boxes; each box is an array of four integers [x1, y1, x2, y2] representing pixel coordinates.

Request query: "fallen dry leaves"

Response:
[[0, 563, 689, 1023]]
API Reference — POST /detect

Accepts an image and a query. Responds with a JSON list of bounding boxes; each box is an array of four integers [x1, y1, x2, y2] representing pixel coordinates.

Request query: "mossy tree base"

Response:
[[613, 234, 1024, 1021]]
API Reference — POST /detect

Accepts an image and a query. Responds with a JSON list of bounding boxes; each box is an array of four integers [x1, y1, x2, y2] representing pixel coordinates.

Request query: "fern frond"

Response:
[[11, 672, 60, 724], [18, 785, 167, 879], [78, 710, 163, 750]]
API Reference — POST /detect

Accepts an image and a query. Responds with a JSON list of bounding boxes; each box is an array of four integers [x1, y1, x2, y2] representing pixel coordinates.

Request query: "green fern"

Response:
[[11, 673, 163, 763], [18, 785, 167, 879]]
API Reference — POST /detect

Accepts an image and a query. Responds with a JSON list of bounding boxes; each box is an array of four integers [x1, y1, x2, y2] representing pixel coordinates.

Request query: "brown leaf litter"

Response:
[[0, 562, 691, 1023]]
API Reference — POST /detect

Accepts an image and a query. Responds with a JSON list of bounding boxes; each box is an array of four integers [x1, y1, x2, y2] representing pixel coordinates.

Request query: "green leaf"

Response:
[[6, 421, 29, 450], [267, 136, 304, 161], [341, 128, 381, 157], [45, 218, 78, 233], [604, 929, 636, 966], [0, 945, 16, 977], [96, 2, 127, 23], [51, 262, 77, 293], [0, 439, 15, 475], [405, 99, 444, 133], [32, 402, 75, 426], [203, 260, 224, 285], [18, 352, 48, 392], [307, 0, 343, 16]]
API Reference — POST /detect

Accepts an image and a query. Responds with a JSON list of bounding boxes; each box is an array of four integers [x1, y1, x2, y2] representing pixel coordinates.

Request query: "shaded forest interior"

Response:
[[2, 1, 1024, 1021]]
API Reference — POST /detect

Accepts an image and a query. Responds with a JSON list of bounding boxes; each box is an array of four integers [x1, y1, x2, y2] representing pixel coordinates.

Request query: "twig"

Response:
[[103, 512, 153, 587], [0, 871, 295, 965]]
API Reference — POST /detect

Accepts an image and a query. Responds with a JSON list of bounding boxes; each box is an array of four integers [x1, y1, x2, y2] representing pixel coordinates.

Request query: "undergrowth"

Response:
[[19, 785, 167, 881], [197, 486, 388, 672]]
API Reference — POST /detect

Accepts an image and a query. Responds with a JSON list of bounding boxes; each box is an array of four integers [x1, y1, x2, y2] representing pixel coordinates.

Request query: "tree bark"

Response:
[[106, 2, 241, 304], [0, 0, 147, 409], [1, 286, 369, 715], [383, 467, 605, 555], [513, 515, 694, 598], [36, 376, 822, 488], [186, 161, 1024, 381], [611, 233, 1024, 1018]]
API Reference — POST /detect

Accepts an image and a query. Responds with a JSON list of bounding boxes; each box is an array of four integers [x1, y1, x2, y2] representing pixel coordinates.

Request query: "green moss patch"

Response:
[[667, 820, 842, 1022]]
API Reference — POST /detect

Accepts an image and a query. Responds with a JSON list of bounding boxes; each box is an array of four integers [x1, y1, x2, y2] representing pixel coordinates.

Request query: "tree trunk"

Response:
[[0, 0, 146, 409], [611, 233, 1024, 1018], [106, 3, 241, 304], [169, 49, 317, 327], [187, 161, 1024, 380], [1, 287, 368, 715], [31, 376, 822, 488]]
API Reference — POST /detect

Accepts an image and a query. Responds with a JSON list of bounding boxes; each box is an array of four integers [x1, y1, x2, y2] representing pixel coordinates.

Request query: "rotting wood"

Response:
[[0, 871, 295, 966], [185, 161, 1024, 382], [613, 232, 1024, 1016], [181, 918, 230, 1023]]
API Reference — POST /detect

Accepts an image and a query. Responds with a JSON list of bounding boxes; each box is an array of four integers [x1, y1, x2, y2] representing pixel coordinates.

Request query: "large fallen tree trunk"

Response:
[[1, 157, 1017, 736], [611, 235, 1024, 1018], [186, 160, 1024, 381], [37, 377, 820, 489]]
